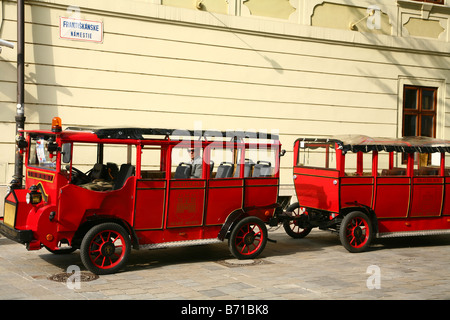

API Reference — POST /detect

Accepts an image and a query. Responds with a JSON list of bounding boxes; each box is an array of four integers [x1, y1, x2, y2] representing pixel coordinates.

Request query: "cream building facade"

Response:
[[0, 0, 450, 199]]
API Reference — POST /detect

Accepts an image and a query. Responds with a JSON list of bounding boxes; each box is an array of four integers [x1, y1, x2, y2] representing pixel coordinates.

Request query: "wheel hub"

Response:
[[101, 242, 115, 257], [353, 226, 362, 238], [244, 233, 255, 245]]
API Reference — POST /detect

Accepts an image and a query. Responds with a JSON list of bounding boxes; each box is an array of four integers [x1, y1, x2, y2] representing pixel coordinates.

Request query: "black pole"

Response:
[[12, 0, 25, 188]]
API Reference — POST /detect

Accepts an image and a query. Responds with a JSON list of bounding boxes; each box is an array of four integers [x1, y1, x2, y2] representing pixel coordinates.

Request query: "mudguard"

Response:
[[218, 209, 246, 241]]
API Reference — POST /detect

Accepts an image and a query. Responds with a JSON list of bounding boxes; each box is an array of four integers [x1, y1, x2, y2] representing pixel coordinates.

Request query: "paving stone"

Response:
[[1, 229, 450, 301]]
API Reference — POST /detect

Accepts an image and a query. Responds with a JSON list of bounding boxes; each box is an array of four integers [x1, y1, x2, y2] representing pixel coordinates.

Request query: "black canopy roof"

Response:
[[296, 135, 450, 154], [66, 127, 279, 141]]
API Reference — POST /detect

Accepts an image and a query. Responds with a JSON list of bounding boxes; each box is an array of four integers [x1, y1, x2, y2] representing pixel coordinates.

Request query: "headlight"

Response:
[[26, 185, 42, 205]]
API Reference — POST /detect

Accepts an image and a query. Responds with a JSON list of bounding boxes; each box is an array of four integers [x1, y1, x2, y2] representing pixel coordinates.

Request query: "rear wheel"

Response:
[[283, 202, 312, 239], [80, 222, 131, 275], [229, 216, 267, 259], [339, 211, 373, 253]]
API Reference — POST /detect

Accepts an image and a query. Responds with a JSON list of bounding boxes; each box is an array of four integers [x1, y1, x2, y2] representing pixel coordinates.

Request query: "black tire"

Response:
[[283, 202, 312, 239], [339, 211, 373, 253], [80, 222, 131, 275], [228, 216, 268, 260]]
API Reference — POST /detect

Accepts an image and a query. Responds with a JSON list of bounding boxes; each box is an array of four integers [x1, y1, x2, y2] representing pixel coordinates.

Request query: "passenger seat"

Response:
[[253, 161, 272, 177], [174, 162, 192, 179], [113, 164, 135, 190], [215, 162, 234, 178], [234, 159, 254, 178]]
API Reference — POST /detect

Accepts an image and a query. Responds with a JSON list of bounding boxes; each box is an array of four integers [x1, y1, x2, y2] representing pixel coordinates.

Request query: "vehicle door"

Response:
[[293, 141, 340, 213], [166, 144, 206, 228], [205, 143, 244, 225], [374, 151, 410, 218], [340, 151, 375, 209], [410, 152, 443, 217], [134, 145, 168, 230], [242, 143, 279, 217]]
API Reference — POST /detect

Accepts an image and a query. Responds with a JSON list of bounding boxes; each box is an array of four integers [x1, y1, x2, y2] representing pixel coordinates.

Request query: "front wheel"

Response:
[[80, 223, 131, 275], [228, 216, 268, 260], [339, 211, 373, 253]]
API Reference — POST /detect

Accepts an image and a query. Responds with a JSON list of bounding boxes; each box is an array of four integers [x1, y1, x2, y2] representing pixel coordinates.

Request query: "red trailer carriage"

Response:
[[285, 135, 450, 252], [1, 118, 285, 274]]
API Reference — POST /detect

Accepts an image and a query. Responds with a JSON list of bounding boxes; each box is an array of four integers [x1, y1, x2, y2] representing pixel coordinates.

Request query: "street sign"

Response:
[[59, 17, 103, 43]]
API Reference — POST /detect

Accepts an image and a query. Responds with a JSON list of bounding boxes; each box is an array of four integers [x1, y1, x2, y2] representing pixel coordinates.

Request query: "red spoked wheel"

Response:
[[339, 211, 373, 253], [283, 202, 312, 239], [80, 223, 131, 275], [229, 216, 267, 259]]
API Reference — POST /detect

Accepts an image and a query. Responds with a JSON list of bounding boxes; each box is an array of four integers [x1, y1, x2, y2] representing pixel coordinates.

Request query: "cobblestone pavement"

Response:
[[1, 227, 449, 302]]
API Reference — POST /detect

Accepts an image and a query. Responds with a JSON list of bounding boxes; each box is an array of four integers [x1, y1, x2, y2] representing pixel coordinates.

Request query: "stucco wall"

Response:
[[0, 0, 449, 196]]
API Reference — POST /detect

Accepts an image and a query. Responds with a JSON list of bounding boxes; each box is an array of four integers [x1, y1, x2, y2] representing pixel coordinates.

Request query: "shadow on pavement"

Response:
[[31, 231, 450, 274]]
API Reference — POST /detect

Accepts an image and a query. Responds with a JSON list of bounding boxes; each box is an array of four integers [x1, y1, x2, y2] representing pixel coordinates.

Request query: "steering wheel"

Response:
[[67, 165, 90, 184]]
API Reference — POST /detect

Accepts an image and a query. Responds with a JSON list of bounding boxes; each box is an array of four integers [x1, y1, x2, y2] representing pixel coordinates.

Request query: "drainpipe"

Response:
[[12, 0, 25, 189]]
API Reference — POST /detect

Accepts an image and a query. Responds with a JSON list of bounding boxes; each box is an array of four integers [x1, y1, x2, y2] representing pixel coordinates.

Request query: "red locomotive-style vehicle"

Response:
[[1, 117, 285, 274], [285, 135, 450, 252]]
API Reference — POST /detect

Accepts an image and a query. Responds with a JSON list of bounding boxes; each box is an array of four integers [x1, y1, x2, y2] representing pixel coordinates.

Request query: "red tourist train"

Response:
[[1, 119, 450, 274], [1, 118, 286, 274]]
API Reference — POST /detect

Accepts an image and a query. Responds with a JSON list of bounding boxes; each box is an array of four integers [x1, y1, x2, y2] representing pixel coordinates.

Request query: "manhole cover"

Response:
[[216, 259, 270, 268], [48, 271, 99, 282]]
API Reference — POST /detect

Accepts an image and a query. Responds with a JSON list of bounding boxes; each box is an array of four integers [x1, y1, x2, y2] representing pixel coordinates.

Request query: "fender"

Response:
[[218, 202, 283, 240], [73, 215, 140, 250], [218, 209, 246, 241], [342, 201, 379, 234]]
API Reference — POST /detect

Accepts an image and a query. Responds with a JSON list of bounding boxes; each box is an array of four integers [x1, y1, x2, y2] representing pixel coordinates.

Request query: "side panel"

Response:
[[166, 180, 205, 228], [409, 177, 443, 217], [442, 177, 450, 216], [134, 180, 166, 230], [377, 217, 450, 234], [294, 167, 340, 213], [205, 178, 243, 226], [135, 225, 222, 245], [374, 177, 410, 219], [376, 176, 450, 234], [57, 177, 136, 232], [243, 177, 279, 220], [340, 177, 374, 209]]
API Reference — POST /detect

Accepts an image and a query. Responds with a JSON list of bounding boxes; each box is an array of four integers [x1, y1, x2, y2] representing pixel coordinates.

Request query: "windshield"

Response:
[[28, 135, 57, 170]]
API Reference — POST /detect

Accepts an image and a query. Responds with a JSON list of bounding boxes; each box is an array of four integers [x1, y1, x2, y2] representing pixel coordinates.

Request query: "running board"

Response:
[[377, 229, 450, 238], [139, 238, 222, 250]]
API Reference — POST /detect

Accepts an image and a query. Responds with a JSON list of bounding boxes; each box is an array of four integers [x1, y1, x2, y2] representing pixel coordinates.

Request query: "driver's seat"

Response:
[[90, 163, 106, 180]]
